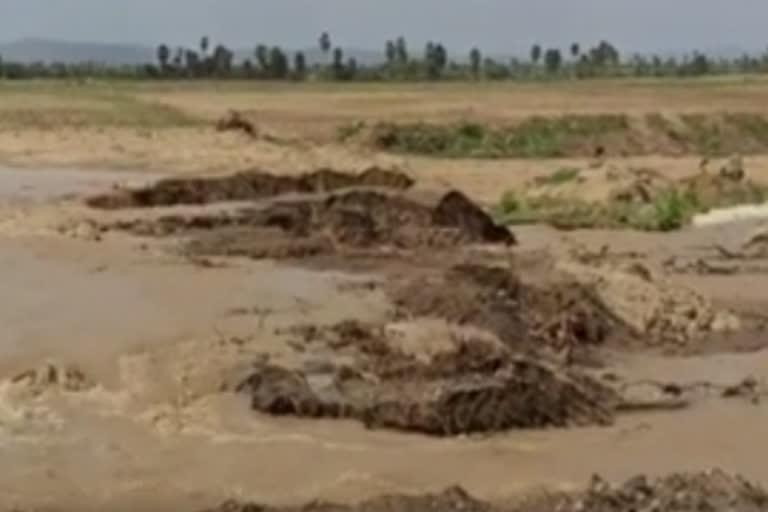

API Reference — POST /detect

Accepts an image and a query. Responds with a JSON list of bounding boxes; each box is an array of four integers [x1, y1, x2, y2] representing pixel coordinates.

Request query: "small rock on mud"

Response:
[[215, 110, 258, 138], [10, 362, 94, 396]]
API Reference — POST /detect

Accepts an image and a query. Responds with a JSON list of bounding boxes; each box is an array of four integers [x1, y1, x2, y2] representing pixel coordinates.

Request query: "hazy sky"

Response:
[[3, 0, 768, 54]]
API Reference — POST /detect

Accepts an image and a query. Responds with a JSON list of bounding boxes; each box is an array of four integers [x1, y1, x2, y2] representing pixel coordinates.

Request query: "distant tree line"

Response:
[[2, 32, 768, 81]]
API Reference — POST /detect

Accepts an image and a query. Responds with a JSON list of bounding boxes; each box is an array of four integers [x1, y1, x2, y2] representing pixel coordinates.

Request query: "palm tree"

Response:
[[269, 47, 288, 79], [425, 41, 435, 60], [469, 47, 482, 78], [424, 42, 436, 78], [434, 44, 447, 71], [172, 47, 184, 70], [156, 44, 170, 70], [530, 44, 542, 65], [385, 40, 396, 63], [319, 32, 331, 59], [183, 49, 199, 76], [294, 51, 307, 79], [346, 57, 358, 79], [425, 43, 448, 79], [200, 36, 210, 57], [255, 45, 269, 71], [212, 44, 233, 76], [544, 48, 563, 74], [570, 43, 580, 59], [395, 36, 408, 63], [332, 47, 344, 78]]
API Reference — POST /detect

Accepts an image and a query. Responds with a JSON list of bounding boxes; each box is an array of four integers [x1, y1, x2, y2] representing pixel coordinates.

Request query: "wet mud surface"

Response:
[[235, 321, 618, 434], [71, 170, 768, 434]]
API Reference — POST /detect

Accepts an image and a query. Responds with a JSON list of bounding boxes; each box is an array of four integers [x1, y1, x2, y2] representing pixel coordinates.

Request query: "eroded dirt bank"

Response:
[[204, 469, 768, 512]]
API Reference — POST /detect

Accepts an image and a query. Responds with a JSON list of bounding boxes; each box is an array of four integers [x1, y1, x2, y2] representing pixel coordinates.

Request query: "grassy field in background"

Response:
[[4, 76, 768, 217], [5, 76, 768, 131]]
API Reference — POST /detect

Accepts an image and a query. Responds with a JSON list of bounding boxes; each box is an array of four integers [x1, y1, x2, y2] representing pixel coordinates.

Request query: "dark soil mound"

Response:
[[392, 263, 631, 352], [202, 486, 488, 512], [110, 188, 514, 257], [85, 167, 414, 209], [245, 188, 514, 247], [433, 191, 514, 244], [531, 470, 768, 512], [235, 321, 618, 435], [216, 110, 257, 137], [201, 470, 768, 512]]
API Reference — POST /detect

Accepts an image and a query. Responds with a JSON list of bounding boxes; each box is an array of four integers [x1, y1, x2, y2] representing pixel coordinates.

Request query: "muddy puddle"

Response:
[[0, 166, 156, 202], [4, 165, 768, 510]]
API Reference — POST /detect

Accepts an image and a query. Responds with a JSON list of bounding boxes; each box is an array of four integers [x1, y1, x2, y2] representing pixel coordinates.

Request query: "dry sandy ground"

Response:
[[2, 81, 768, 510], [4, 79, 768, 205], [6, 127, 768, 206]]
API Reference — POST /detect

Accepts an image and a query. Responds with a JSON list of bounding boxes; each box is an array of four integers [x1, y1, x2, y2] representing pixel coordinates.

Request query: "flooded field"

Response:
[[3, 162, 768, 511]]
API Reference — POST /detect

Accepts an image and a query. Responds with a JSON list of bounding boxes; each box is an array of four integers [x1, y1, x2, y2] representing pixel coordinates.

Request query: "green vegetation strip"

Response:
[[369, 115, 628, 158], [362, 112, 768, 159], [0, 88, 202, 129], [493, 175, 768, 232]]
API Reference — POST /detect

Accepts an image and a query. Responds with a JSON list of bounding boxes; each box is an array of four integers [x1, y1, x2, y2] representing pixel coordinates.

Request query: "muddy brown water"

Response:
[[3, 166, 768, 510]]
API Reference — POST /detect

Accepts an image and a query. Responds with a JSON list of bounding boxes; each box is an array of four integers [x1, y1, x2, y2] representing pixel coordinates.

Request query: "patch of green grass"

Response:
[[493, 191, 608, 229], [336, 120, 367, 141], [534, 167, 581, 186], [644, 112, 669, 131], [368, 111, 768, 159], [644, 112, 686, 144], [680, 114, 724, 156], [0, 88, 202, 129], [723, 113, 768, 145], [619, 187, 700, 231], [0, 103, 200, 129], [370, 114, 630, 158], [495, 178, 768, 232]]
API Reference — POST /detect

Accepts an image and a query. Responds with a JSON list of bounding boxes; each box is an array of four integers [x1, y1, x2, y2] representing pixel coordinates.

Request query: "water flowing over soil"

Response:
[[4, 164, 768, 511]]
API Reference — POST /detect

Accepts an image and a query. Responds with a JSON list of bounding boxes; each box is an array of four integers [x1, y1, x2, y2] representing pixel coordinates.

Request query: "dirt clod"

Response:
[[216, 110, 258, 138], [236, 321, 618, 435], [10, 361, 94, 396], [556, 256, 741, 347], [392, 263, 629, 352]]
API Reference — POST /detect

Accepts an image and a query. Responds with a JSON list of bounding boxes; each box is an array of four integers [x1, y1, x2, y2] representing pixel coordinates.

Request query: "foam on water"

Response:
[[693, 202, 768, 227]]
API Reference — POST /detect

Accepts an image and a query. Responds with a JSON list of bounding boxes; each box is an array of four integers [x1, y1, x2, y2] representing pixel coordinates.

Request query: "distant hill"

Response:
[[0, 37, 387, 67], [0, 38, 155, 65], [648, 45, 758, 60]]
